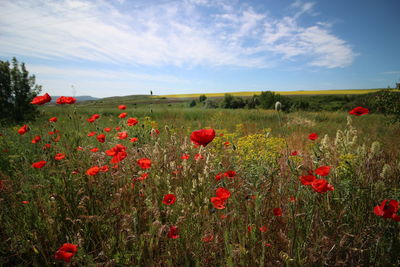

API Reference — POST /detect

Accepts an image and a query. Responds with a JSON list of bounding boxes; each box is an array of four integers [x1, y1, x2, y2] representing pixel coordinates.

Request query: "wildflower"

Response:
[[308, 133, 318, 141], [127, 117, 138, 126], [136, 173, 148, 181], [117, 131, 128, 140], [22, 200, 30, 204], [162, 194, 177, 205], [314, 166, 331, 176], [273, 208, 282, 216], [54, 243, 78, 263], [290, 151, 299, 156], [86, 166, 100, 175], [215, 172, 224, 181], [300, 174, 316, 185], [99, 165, 109, 173], [54, 153, 66, 161], [374, 199, 400, 222], [115, 126, 121, 131], [118, 112, 127, 118], [224, 170, 236, 178], [90, 147, 99, 152], [32, 161, 46, 168], [216, 187, 231, 200], [311, 179, 334, 193], [48, 131, 55, 135], [130, 137, 138, 143], [137, 158, 151, 169], [56, 96, 76, 104], [211, 197, 226, 209], [181, 154, 190, 160], [18, 125, 29, 135], [87, 114, 100, 123], [224, 141, 230, 147], [43, 144, 51, 150], [190, 129, 216, 146], [31, 135, 41, 144], [106, 144, 127, 163], [49, 117, 58, 122], [31, 93, 52, 105], [87, 131, 96, 137], [349, 106, 369, 116], [167, 226, 180, 239], [96, 134, 106, 143], [201, 234, 214, 243], [104, 127, 111, 132], [118, 105, 127, 110], [76, 146, 84, 151], [259, 226, 268, 232], [194, 153, 204, 160]]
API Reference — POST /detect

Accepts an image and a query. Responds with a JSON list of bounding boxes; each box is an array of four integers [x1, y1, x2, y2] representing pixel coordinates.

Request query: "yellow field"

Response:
[[159, 89, 382, 98]]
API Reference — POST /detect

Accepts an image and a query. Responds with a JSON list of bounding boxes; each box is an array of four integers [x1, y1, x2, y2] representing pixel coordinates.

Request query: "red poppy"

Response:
[[290, 151, 299, 156], [308, 133, 318, 141], [97, 134, 106, 143], [259, 226, 268, 233], [31, 135, 41, 144], [137, 158, 151, 169], [106, 144, 127, 163], [190, 129, 216, 146], [90, 147, 99, 152], [349, 106, 369, 116], [32, 161, 46, 168], [247, 225, 254, 232], [136, 173, 148, 181], [216, 187, 231, 200], [48, 131, 55, 135], [130, 137, 138, 143], [181, 154, 190, 160], [211, 197, 226, 209], [87, 131, 96, 137], [215, 172, 224, 181], [167, 226, 180, 239], [118, 113, 127, 119], [49, 117, 58, 122], [224, 170, 236, 178], [118, 131, 128, 139], [43, 143, 51, 150], [115, 126, 121, 131], [151, 129, 160, 136], [311, 179, 334, 193], [18, 125, 29, 135], [374, 199, 400, 221], [162, 194, 177, 205], [223, 141, 230, 147], [201, 234, 214, 242], [300, 174, 316, 185], [56, 96, 76, 104], [118, 105, 127, 110], [100, 165, 109, 173], [22, 200, 30, 204], [104, 127, 111, 132], [76, 146, 84, 151], [54, 243, 78, 263], [54, 153, 66, 161], [273, 208, 282, 216], [194, 153, 204, 160], [87, 114, 100, 123], [127, 118, 138, 126], [86, 166, 100, 175], [314, 166, 331, 176], [31, 93, 52, 105]]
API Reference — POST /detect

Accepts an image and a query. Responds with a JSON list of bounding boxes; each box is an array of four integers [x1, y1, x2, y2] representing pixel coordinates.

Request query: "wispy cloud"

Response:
[[0, 0, 355, 69]]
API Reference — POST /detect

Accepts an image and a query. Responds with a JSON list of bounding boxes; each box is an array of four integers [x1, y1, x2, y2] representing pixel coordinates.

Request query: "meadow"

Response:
[[1, 102, 399, 266]]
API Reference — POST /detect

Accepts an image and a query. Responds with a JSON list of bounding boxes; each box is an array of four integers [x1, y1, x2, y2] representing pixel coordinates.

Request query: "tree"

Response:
[[0, 57, 42, 122], [189, 99, 196, 107], [199, 94, 207, 102]]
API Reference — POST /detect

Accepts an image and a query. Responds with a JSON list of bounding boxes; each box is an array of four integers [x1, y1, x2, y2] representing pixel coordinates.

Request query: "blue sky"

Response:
[[0, 0, 399, 97]]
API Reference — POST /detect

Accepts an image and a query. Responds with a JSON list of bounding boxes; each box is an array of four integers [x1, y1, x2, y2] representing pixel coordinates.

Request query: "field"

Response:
[[1, 103, 399, 266]]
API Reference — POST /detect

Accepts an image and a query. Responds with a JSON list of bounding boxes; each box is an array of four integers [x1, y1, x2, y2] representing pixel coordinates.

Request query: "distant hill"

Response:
[[51, 95, 100, 102]]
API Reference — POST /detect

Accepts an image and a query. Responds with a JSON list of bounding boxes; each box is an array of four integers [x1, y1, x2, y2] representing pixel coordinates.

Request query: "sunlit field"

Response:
[[1, 103, 399, 266]]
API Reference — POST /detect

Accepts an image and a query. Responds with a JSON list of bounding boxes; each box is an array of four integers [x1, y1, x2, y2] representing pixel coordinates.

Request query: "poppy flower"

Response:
[[49, 117, 58, 122], [118, 131, 128, 140], [162, 194, 177, 205], [43, 143, 51, 150], [56, 96, 76, 104], [48, 131, 55, 135], [119, 112, 127, 118], [106, 144, 127, 163], [127, 118, 138, 126], [374, 199, 400, 221], [224, 170, 236, 178], [54, 153, 66, 161], [181, 154, 190, 160], [54, 243, 78, 263], [99, 165, 109, 172], [118, 105, 127, 110], [167, 226, 180, 239], [151, 129, 160, 136], [137, 158, 151, 169], [311, 179, 334, 193], [259, 226, 268, 233], [31, 93, 52, 105], [97, 134, 106, 143], [349, 106, 369, 116], [87, 131, 96, 137], [115, 126, 121, 131], [86, 166, 100, 175], [18, 125, 29, 135], [190, 129, 216, 146], [194, 153, 204, 160], [90, 147, 99, 152], [314, 166, 331, 176], [300, 174, 316, 185], [290, 151, 299, 156], [87, 114, 100, 123], [308, 133, 318, 141], [130, 137, 138, 143], [31, 135, 41, 144], [273, 208, 282, 216], [136, 173, 148, 181], [32, 161, 46, 168], [210, 197, 226, 209], [201, 234, 214, 242], [76, 146, 84, 151], [223, 141, 230, 147], [215, 172, 224, 181], [104, 127, 111, 132], [216, 187, 231, 200]]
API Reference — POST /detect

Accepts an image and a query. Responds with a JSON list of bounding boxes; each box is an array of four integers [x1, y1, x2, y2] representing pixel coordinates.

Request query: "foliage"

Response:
[[199, 94, 207, 102], [0, 58, 42, 123]]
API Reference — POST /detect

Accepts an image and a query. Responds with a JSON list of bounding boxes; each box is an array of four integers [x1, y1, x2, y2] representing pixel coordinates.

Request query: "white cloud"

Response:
[[0, 0, 355, 69]]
